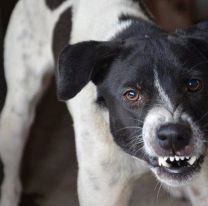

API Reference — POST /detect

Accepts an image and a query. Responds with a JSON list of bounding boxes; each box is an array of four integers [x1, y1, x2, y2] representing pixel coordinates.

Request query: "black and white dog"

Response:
[[1, 0, 208, 205]]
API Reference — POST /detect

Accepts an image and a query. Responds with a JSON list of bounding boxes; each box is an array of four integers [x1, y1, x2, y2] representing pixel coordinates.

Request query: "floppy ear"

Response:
[[176, 21, 208, 59], [176, 21, 208, 41], [56, 41, 122, 101]]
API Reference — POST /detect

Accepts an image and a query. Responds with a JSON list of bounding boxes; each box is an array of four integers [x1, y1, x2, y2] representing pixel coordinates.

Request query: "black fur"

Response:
[[56, 19, 208, 164], [45, 0, 67, 10], [57, 41, 122, 100], [52, 7, 72, 63]]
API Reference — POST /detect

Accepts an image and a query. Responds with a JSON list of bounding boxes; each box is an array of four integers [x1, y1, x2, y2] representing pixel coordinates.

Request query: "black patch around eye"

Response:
[[45, 0, 67, 10]]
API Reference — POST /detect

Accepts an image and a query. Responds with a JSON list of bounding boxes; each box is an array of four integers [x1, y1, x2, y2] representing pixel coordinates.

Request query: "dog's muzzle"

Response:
[[142, 108, 205, 186]]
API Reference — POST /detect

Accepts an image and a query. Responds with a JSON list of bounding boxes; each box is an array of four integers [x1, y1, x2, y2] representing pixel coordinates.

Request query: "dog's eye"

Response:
[[124, 89, 140, 102], [186, 79, 203, 93]]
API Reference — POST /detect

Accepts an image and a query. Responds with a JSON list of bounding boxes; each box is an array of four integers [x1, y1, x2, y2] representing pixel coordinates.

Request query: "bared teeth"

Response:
[[158, 157, 171, 168], [158, 155, 198, 168], [164, 157, 168, 161], [188, 156, 197, 165], [170, 157, 174, 162], [175, 156, 180, 161]]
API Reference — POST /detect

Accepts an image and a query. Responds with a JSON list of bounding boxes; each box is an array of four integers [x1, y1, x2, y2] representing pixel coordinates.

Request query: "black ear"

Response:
[[176, 21, 208, 59], [56, 41, 122, 101], [176, 21, 208, 41]]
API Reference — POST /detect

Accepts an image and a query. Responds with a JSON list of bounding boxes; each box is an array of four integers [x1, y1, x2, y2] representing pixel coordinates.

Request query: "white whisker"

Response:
[[128, 117, 144, 124], [157, 183, 163, 200], [115, 126, 142, 133]]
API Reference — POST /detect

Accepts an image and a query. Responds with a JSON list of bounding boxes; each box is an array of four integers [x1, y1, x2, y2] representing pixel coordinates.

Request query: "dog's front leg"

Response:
[[0, 67, 52, 206], [0, 69, 52, 206], [68, 90, 148, 206], [77, 143, 147, 206], [0, 1, 55, 205]]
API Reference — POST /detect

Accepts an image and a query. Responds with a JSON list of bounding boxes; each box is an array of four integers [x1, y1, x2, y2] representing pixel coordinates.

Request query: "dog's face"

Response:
[[96, 36, 208, 187], [57, 20, 208, 187]]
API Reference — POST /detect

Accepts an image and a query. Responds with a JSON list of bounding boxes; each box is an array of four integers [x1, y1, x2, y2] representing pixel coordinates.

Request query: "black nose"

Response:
[[157, 123, 192, 151]]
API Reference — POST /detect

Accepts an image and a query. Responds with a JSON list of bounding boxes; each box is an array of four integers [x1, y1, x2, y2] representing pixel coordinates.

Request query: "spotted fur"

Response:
[[1, 0, 208, 206]]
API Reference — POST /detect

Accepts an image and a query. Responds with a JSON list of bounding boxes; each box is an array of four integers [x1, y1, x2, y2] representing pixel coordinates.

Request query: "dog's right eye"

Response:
[[123, 89, 141, 102], [186, 79, 203, 93]]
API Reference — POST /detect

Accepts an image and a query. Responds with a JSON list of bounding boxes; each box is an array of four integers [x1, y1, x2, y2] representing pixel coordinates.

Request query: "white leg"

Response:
[[67, 84, 148, 206], [77, 153, 144, 206], [0, 1, 55, 205], [0, 71, 52, 206]]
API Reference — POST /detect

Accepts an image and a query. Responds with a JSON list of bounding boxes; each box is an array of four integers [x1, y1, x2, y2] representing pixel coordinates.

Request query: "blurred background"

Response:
[[0, 0, 208, 206]]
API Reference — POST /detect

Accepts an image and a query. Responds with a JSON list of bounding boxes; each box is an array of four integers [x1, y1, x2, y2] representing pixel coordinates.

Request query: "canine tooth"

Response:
[[162, 160, 171, 168], [170, 157, 174, 162], [164, 157, 168, 161], [161, 158, 171, 168], [180, 156, 185, 160], [158, 157, 163, 166], [158, 157, 171, 168], [186, 156, 190, 159], [175, 156, 180, 161], [188, 156, 197, 165]]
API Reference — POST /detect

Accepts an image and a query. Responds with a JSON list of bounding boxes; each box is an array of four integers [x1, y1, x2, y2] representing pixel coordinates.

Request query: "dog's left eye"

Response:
[[123, 89, 140, 102], [186, 79, 203, 93]]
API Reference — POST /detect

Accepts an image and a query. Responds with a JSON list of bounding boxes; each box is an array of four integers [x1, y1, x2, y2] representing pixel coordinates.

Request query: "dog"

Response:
[[1, 0, 208, 205]]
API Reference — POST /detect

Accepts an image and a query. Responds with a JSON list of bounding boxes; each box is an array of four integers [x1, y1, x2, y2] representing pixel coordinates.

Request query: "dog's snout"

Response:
[[157, 123, 192, 151]]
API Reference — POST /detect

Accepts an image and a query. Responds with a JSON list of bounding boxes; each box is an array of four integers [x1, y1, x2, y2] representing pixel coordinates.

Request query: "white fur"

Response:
[[70, 0, 148, 43], [1, 0, 72, 205], [104, 20, 133, 40], [154, 70, 174, 112], [1, 0, 148, 206], [67, 1, 149, 204], [67, 82, 148, 206], [143, 105, 205, 187], [143, 107, 173, 157]]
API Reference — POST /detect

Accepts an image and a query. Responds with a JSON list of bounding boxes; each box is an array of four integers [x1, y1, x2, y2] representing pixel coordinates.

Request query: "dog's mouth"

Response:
[[147, 154, 204, 185], [157, 155, 203, 174], [150, 155, 204, 186]]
